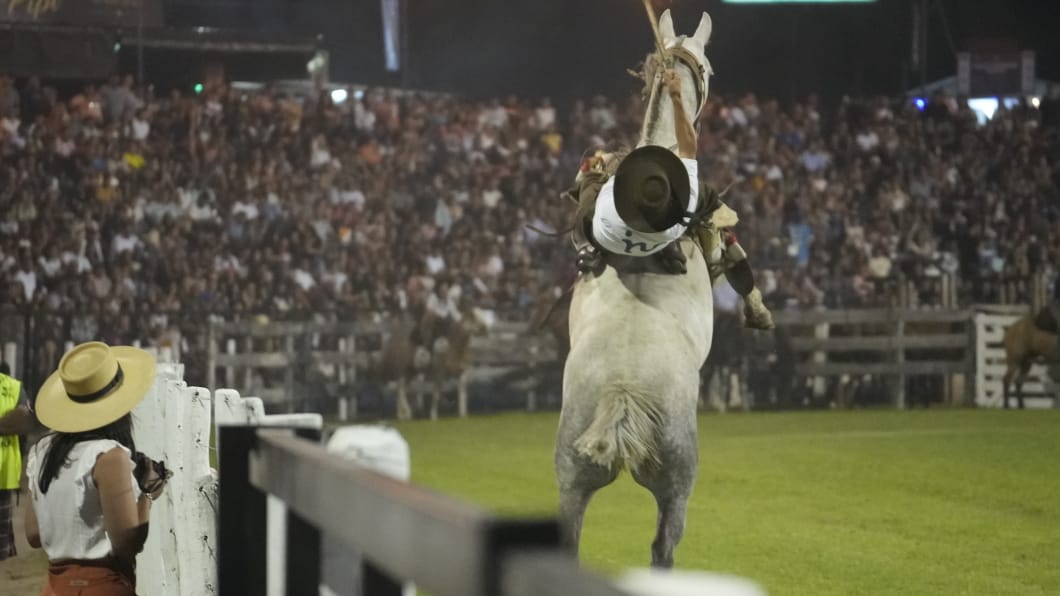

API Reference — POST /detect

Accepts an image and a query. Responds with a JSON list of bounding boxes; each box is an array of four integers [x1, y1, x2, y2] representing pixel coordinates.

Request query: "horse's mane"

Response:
[[628, 51, 667, 102]]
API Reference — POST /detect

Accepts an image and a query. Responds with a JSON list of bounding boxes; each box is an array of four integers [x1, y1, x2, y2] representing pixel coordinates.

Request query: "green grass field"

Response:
[[392, 409, 1060, 596]]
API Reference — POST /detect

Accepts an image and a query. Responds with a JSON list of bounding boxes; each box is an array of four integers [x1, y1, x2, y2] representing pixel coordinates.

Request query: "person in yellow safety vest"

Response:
[[0, 361, 37, 560]]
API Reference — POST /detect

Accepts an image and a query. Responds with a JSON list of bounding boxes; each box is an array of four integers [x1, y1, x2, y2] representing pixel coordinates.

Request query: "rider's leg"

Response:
[[656, 241, 688, 275], [722, 233, 774, 330], [571, 169, 608, 274], [694, 222, 774, 330]]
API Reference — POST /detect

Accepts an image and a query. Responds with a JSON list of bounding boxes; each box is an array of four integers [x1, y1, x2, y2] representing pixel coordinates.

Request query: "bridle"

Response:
[[664, 42, 711, 123]]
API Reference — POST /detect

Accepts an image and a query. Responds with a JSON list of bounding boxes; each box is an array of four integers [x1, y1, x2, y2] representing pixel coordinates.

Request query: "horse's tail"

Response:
[[573, 385, 662, 474]]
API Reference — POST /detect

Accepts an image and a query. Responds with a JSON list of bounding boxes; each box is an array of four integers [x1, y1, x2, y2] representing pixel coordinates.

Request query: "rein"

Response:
[[668, 47, 710, 122], [640, 1, 709, 121]]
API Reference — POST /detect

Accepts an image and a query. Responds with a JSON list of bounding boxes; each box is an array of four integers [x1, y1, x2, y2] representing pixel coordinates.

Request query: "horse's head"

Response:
[[638, 10, 714, 148], [659, 10, 713, 107]]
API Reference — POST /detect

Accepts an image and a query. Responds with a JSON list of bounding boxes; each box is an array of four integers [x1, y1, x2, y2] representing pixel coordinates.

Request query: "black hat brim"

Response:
[[613, 145, 692, 233]]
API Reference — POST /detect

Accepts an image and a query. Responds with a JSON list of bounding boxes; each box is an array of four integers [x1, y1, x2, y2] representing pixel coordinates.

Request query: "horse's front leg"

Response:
[[396, 377, 412, 420], [457, 370, 469, 418], [430, 374, 441, 421], [415, 371, 426, 415], [1002, 364, 1014, 409]]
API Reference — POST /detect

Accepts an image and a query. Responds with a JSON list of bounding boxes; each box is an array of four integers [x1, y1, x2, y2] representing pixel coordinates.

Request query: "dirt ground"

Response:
[[1, 489, 48, 596]]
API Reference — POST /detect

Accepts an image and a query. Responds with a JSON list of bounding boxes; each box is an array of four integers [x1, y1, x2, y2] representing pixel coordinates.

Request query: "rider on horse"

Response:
[[1033, 276, 1060, 334], [566, 69, 774, 330], [411, 279, 462, 350]]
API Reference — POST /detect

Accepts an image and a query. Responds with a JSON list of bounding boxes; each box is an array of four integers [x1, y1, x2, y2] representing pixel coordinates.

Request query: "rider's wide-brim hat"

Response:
[[613, 145, 692, 233], [36, 342, 156, 433]]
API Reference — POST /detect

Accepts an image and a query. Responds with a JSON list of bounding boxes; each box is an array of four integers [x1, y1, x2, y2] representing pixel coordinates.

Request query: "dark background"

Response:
[[10, 0, 1060, 102], [158, 0, 1059, 102]]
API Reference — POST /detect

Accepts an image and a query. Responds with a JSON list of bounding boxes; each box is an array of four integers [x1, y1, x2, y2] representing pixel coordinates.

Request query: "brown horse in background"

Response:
[[526, 285, 572, 364], [1002, 312, 1060, 409], [378, 304, 487, 420]]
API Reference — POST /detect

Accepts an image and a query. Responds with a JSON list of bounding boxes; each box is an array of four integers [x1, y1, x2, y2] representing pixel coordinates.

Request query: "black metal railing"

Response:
[[217, 426, 630, 596]]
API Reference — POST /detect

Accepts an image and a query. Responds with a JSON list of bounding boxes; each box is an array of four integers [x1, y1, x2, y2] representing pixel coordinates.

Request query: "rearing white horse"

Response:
[[555, 10, 714, 568]]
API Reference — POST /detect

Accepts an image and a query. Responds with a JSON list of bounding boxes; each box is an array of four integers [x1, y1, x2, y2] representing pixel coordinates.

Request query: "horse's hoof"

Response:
[[742, 288, 775, 330]]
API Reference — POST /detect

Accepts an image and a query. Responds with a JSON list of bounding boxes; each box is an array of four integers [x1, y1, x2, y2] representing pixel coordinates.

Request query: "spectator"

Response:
[[0, 360, 35, 561], [24, 342, 170, 595], [0, 73, 1056, 387]]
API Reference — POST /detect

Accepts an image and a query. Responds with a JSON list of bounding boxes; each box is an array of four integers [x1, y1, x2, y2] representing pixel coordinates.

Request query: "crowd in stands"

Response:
[[1, 71, 1058, 387]]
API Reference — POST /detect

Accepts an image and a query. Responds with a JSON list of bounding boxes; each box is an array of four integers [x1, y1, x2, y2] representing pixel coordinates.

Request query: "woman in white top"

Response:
[[23, 342, 170, 596]]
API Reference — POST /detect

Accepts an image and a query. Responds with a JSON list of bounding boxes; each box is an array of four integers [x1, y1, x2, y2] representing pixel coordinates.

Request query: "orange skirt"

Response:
[[43, 561, 136, 596]]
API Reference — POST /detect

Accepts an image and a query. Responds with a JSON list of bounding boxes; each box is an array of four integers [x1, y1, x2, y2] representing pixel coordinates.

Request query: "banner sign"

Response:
[[957, 50, 1035, 97], [2, 0, 163, 28]]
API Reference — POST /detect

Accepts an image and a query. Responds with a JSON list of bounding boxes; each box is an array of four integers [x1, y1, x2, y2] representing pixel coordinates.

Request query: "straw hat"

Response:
[[613, 145, 692, 233], [36, 342, 156, 433]]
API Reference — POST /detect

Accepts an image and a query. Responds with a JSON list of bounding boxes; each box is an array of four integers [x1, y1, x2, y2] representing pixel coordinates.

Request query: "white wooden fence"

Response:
[[130, 363, 216, 596], [129, 360, 417, 595], [127, 360, 323, 596]]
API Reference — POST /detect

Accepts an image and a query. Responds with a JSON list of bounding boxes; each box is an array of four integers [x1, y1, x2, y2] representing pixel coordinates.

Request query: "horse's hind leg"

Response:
[[649, 489, 692, 569], [1002, 365, 1014, 409], [555, 444, 618, 558], [1015, 360, 1032, 410], [632, 422, 698, 568], [430, 376, 441, 421], [557, 482, 593, 557], [415, 372, 427, 415], [457, 370, 469, 418]]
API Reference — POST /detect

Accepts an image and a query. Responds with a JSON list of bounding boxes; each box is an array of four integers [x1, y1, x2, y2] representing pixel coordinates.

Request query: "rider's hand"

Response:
[[663, 69, 682, 99], [132, 451, 172, 500]]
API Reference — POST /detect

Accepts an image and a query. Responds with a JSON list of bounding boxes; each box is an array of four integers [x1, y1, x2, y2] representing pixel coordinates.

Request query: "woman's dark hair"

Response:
[[38, 414, 135, 494]]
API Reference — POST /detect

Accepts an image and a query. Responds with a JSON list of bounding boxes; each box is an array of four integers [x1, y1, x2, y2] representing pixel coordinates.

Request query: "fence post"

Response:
[[207, 321, 217, 397], [337, 336, 349, 421], [218, 426, 268, 596], [895, 315, 906, 409], [527, 343, 538, 412], [286, 334, 296, 413], [348, 331, 359, 420], [812, 321, 828, 400], [244, 335, 254, 391], [285, 427, 322, 596], [225, 338, 236, 389], [964, 312, 977, 407]]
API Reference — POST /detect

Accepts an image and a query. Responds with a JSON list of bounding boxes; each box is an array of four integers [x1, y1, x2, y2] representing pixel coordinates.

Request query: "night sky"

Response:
[[166, 0, 1060, 103], [404, 0, 1059, 103]]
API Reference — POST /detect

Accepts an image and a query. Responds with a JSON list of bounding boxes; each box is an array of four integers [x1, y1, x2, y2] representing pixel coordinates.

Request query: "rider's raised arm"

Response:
[[663, 69, 698, 159]]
